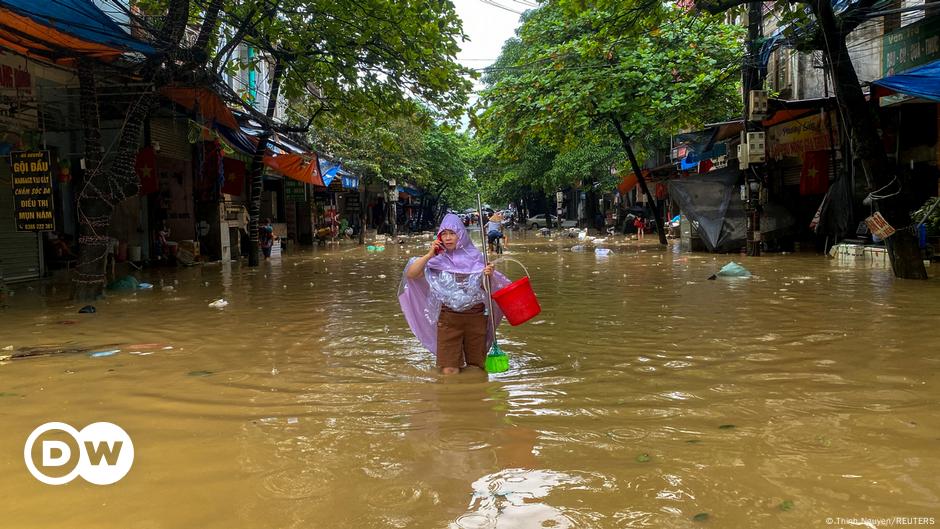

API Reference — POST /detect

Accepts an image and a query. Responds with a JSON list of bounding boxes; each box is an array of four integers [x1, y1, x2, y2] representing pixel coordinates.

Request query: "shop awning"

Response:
[[397, 185, 422, 197], [0, 0, 154, 64], [263, 153, 323, 186], [340, 170, 359, 190], [319, 160, 341, 187], [673, 120, 741, 166], [161, 87, 240, 130], [873, 60, 940, 103]]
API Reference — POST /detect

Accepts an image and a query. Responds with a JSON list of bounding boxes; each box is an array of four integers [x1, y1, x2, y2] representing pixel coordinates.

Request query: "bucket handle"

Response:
[[490, 257, 530, 279]]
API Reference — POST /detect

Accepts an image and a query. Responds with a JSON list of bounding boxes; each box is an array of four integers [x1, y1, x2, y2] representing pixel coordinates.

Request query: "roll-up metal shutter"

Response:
[[0, 164, 42, 282], [150, 117, 192, 161], [782, 163, 802, 186]]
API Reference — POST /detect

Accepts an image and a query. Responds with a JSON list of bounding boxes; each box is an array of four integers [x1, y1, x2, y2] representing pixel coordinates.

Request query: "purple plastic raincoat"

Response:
[[398, 214, 509, 354]]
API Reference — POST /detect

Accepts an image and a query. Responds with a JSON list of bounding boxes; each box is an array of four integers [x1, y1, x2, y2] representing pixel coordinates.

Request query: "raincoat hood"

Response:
[[426, 214, 485, 275]]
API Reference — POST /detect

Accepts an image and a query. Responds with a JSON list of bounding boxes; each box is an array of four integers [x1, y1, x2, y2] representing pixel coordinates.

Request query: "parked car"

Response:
[[525, 214, 576, 229]]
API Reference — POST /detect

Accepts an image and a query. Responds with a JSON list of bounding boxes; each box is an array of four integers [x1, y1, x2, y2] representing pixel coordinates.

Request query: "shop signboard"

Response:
[[10, 150, 55, 232], [345, 193, 361, 212], [767, 111, 837, 158], [284, 178, 306, 202], [883, 16, 940, 76]]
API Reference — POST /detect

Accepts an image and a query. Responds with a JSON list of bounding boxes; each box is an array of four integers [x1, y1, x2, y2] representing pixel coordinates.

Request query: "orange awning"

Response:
[[160, 87, 240, 131], [617, 170, 649, 195], [263, 153, 324, 186], [0, 7, 128, 65]]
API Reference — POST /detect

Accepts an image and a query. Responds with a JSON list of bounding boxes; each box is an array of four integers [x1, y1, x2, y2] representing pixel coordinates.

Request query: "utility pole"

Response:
[[743, 0, 765, 256]]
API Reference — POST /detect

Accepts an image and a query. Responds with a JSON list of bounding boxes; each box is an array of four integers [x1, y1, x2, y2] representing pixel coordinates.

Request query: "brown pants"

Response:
[[436, 304, 487, 369]]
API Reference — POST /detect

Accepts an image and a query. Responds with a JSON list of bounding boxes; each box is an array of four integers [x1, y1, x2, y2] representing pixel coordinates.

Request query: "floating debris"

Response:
[[89, 349, 120, 358]]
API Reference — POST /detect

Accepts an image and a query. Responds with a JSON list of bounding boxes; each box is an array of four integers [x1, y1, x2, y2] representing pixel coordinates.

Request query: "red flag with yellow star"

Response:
[[800, 150, 829, 195], [136, 145, 158, 195], [221, 158, 246, 196]]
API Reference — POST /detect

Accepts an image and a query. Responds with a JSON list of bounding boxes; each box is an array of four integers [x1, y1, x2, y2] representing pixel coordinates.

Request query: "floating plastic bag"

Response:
[[107, 275, 139, 291], [715, 261, 751, 278], [595, 248, 611, 257]]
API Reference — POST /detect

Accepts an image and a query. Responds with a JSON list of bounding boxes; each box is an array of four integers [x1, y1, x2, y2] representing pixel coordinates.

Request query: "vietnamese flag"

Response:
[[800, 150, 829, 195], [221, 158, 246, 196], [136, 145, 158, 195]]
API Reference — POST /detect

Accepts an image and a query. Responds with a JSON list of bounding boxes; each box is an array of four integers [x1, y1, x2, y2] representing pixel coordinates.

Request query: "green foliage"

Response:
[[473, 1, 744, 201], [134, 1, 473, 124], [311, 107, 477, 209], [231, 0, 474, 121]]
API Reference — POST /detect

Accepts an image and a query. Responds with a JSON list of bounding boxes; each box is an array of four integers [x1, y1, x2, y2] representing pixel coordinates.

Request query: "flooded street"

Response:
[[2, 235, 939, 529]]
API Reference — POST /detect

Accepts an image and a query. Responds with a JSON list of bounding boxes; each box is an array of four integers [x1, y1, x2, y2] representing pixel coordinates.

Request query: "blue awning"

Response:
[[215, 123, 257, 155], [319, 159, 341, 187], [874, 60, 940, 103], [341, 172, 359, 190], [397, 185, 422, 197], [0, 0, 155, 56]]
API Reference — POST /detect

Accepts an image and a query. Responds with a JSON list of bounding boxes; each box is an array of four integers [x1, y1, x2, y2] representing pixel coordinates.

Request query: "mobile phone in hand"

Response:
[[434, 234, 444, 255]]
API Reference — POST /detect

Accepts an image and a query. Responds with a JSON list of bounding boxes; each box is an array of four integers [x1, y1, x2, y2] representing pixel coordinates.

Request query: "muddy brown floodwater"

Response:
[[1, 233, 939, 529]]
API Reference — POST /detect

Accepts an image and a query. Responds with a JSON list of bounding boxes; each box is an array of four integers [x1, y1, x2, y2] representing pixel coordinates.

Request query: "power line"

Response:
[[477, 0, 526, 15]]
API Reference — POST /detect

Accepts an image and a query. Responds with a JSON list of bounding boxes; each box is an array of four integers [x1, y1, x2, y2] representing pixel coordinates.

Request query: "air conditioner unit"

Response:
[[748, 90, 768, 120]]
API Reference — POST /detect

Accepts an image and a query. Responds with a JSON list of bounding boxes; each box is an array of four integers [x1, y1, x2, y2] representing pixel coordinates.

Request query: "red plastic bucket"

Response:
[[492, 275, 541, 326]]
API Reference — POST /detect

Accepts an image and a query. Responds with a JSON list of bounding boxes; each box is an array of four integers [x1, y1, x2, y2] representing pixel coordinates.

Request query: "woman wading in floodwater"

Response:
[[399, 214, 509, 375]]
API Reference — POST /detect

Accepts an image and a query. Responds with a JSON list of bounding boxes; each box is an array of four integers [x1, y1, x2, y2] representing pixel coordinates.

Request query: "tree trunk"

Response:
[[812, 0, 926, 278], [194, 0, 223, 53], [610, 116, 667, 245], [388, 190, 398, 237], [358, 184, 367, 245], [162, 0, 191, 49], [75, 62, 156, 301], [75, 61, 110, 301], [247, 58, 285, 266]]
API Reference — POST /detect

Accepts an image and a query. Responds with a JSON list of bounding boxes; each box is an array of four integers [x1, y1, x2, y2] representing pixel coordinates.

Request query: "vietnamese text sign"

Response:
[[11, 151, 55, 232], [768, 112, 838, 158], [883, 16, 940, 76], [284, 178, 306, 201]]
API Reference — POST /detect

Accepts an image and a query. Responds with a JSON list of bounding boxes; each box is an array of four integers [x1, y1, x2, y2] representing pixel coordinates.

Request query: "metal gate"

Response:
[[0, 163, 42, 282]]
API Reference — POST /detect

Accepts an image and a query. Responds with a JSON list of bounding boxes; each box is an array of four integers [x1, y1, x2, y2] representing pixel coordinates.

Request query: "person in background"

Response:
[[486, 211, 506, 253], [259, 218, 275, 259], [634, 216, 645, 240], [47, 232, 77, 260], [154, 221, 170, 262]]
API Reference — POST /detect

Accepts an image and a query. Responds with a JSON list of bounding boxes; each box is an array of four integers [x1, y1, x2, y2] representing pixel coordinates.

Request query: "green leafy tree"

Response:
[[476, 2, 744, 241]]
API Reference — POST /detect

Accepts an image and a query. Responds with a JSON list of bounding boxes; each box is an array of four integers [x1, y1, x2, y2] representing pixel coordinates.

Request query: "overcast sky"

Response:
[[452, 0, 526, 86]]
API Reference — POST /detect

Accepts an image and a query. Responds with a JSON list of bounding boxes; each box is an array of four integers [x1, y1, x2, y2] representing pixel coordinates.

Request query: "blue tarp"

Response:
[[397, 185, 422, 197], [0, 0, 155, 55], [319, 160, 341, 187], [874, 60, 940, 103], [757, 0, 859, 72], [215, 124, 257, 155], [340, 170, 358, 190]]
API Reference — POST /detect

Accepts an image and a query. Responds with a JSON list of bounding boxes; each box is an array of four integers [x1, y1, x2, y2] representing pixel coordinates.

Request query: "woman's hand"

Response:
[[427, 238, 444, 258], [483, 264, 494, 276]]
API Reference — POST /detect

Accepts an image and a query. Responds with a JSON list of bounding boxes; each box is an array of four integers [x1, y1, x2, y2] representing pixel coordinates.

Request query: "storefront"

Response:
[[1, 53, 43, 281]]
